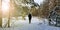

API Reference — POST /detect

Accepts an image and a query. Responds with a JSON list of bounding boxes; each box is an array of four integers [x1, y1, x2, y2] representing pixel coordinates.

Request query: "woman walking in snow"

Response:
[[28, 13, 32, 24]]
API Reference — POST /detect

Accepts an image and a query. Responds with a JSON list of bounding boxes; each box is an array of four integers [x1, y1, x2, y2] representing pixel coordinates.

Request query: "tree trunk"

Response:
[[0, 0, 2, 27]]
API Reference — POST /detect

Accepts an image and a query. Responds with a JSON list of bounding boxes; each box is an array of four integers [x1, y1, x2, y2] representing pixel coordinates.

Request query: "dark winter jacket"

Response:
[[28, 14, 32, 20]]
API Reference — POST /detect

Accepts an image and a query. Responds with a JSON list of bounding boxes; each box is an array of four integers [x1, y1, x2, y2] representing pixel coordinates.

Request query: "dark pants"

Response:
[[29, 18, 31, 24]]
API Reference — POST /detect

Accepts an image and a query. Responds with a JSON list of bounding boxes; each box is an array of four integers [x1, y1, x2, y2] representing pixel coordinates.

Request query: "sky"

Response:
[[34, 0, 44, 5]]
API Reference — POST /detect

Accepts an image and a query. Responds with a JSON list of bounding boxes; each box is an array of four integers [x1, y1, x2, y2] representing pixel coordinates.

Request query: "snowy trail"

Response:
[[0, 16, 60, 30]]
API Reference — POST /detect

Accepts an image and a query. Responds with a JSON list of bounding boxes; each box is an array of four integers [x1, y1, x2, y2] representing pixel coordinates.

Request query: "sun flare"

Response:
[[2, 0, 10, 13]]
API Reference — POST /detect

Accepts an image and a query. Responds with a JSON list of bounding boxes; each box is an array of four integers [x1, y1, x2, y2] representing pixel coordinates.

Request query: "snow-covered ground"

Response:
[[0, 16, 60, 30]]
